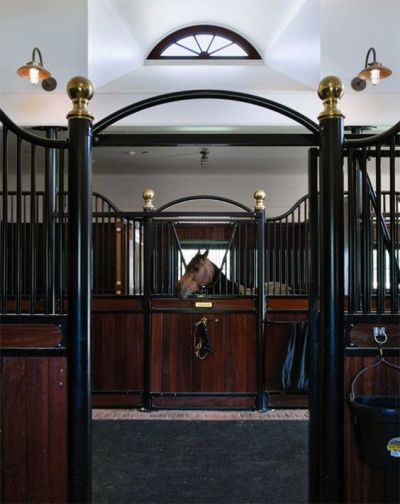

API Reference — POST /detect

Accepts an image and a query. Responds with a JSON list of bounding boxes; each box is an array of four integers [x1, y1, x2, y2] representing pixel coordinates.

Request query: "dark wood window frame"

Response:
[[147, 25, 262, 60]]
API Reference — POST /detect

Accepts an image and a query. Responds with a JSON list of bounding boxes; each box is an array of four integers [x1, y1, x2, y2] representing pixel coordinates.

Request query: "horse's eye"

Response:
[[194, 267, 199, 272]]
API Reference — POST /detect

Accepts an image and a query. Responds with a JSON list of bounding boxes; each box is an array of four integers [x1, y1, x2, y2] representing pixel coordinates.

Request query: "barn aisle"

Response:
[[93, 410, 308, 504]]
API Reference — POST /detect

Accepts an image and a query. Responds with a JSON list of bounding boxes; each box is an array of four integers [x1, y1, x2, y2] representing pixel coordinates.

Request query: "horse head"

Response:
[[176, 250, 215, 299]]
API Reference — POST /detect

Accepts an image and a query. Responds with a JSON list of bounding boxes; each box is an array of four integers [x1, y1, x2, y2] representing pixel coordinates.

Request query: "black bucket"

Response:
[[351, 395, 400, 470]]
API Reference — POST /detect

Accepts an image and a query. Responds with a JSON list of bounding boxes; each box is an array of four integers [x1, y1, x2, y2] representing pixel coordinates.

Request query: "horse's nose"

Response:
[[176, 283, 182, 297]]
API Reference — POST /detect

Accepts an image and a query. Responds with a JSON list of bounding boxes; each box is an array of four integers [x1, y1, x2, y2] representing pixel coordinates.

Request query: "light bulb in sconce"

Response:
[[28, 67, 40, 85], [17, 47, 57, 91], [370, 68, 380, 86]]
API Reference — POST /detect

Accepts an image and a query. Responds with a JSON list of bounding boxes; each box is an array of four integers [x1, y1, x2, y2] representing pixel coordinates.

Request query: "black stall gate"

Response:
[[142, 195, 265, 410]]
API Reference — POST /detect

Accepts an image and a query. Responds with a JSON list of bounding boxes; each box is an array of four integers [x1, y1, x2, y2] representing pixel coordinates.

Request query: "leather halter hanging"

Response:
[[193, 317, 212, 360]]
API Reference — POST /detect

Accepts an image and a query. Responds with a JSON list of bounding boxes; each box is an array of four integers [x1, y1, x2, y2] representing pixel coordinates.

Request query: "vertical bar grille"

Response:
[[266, 195, 310, 295], [346, 142, 399, 314], [0, 125, 68, 314]]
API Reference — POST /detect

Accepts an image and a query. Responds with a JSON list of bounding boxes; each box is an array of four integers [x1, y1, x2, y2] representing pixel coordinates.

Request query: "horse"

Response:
[[175, 251, 242, 299], [175, 251, 292, 298]]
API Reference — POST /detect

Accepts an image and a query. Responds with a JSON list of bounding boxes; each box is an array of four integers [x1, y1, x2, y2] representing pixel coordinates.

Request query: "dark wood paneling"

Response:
[[152, 395, 255, 409], [267, 297, 309, 310], [268, 393, 308, 408], [152, 297, 255, 311], [0, 324, 62, 347], [92, 296, 142, 311], [350, 323, 400, 347], [92, 393, 142, 408], [151, 312, 256, 395], [92, 311, 144, 393], [0, 356, 67, 503], [345, 355, 400, 504]]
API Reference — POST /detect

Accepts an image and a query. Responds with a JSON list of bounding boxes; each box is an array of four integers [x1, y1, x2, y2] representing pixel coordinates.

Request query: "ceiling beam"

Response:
[[93, 133, 319, 147]]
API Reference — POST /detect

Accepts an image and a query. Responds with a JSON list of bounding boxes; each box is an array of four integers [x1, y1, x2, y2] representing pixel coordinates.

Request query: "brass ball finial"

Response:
[[143, 189, 155, 211], [318, 76, 344, 101], [66, 76, 94, 120], [254, 189, 266, 211], [318, 76, 344, 120]]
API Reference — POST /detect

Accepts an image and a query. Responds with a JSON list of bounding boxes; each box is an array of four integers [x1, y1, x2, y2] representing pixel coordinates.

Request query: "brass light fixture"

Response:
[[351, 47, 392, 91], [200, 148, 209, 168], [16, 47, 57, 91]]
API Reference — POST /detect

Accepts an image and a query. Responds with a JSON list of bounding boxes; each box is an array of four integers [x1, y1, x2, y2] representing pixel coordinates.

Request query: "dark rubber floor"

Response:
[[93, 420, 308, 504]]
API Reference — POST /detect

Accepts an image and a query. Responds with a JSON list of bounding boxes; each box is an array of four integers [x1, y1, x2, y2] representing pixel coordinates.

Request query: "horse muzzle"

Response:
[[176, 283, 192, 299]]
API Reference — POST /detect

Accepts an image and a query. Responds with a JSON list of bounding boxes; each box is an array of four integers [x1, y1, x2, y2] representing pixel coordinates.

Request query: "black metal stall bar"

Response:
[[142, 189, 155, 410], [311, 77, 345, 503], [1, 125, 8, 314], [307, 147, 319, 502], [66, 77, 94, 503], [254, 190, 266, 410]]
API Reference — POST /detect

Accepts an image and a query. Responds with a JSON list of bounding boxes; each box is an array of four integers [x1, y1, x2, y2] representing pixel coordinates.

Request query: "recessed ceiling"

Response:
[[0, 1, 399, 127], [92, 145, 310, 175]]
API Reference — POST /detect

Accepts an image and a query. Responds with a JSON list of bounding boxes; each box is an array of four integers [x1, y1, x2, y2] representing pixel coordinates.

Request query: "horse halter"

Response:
[[193, 317, 212, 360]]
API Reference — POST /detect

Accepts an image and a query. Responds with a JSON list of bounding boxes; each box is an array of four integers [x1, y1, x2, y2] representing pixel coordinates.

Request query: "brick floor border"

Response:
[[93, 409, 309, 421]]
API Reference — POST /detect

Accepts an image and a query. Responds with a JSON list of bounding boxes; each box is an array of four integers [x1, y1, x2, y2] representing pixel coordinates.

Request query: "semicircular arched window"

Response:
[[147, 25, 261, 60]]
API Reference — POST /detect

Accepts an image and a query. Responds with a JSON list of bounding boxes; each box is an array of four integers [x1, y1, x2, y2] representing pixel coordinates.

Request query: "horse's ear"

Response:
[[203, 249, 209, 258]]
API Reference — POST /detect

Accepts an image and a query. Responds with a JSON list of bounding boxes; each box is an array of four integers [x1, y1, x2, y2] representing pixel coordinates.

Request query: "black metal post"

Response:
[[308, 147, 319, 503], [32, 126, 67, 313], [16, 137, 22, 314], [142, 189, 155, 410], [66, 77, 94, 503], [1, 127, 8, 314], [254, 190, 266, 410], [45, 127, 57, 313], [314, 77, 345, 502]]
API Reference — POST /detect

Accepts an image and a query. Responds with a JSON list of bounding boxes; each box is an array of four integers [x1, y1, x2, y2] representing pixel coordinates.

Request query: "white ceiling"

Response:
[[91, 144, 309, 175], [0, 0, 399, 128], [1, 1, 398, 214]]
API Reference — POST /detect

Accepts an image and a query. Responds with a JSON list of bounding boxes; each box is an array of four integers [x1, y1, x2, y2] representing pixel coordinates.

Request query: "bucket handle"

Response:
[[350, 335, 400, 401]]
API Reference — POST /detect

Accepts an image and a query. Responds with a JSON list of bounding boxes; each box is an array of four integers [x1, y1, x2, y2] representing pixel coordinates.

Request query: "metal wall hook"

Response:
[[350, 334, 400, 401]]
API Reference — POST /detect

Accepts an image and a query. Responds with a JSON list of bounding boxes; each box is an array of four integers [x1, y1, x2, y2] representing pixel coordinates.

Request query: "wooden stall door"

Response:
[[151, 300, 256, 408]]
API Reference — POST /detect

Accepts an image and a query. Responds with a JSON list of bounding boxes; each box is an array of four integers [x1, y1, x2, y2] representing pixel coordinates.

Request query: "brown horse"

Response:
[[176, 251, 292, 298], [176, 251, 241, 298]]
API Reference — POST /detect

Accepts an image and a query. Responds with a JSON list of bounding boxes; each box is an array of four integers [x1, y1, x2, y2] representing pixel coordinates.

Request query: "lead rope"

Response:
[[193, 317, 212, 360]]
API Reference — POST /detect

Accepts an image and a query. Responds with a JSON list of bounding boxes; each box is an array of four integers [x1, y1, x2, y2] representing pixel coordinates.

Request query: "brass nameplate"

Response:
[[195, 302, 213, 308]]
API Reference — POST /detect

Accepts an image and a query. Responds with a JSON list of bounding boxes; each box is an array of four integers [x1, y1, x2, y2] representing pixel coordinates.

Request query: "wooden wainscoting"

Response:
[[0, 355, 67, 503], [92, 297, 144, 407]]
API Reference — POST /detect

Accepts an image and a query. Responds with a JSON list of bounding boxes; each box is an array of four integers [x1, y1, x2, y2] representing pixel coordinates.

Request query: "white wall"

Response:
[[92, 171, 308, 217]]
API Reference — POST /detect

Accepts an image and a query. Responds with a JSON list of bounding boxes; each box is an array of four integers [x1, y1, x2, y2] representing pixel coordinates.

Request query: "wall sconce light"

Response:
[[351, 47, 392, 91], [16, 47, 57, 91], [200, 148, 209, 168]]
